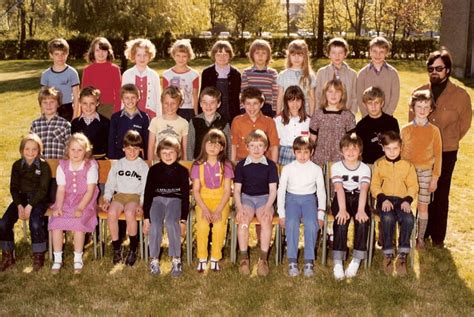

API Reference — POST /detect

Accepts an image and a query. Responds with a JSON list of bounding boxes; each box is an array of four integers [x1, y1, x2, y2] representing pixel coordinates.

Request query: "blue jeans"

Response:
[[0, 200, 48, 253], [379, 196, 414, 255], [285, 193, 319, 262], [331, 192, 371, 260]]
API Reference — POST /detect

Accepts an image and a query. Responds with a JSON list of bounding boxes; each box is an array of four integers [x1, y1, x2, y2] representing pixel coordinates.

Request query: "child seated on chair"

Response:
[[233, 129, 278, 277], [192, 129, 233, 272], [371, 131, 418, 277], [102, 130, 149, 266], [331, 133, 371, 280], [143, 137, 190, 277], [277, 136, 325, 277], [0, 134, 51, 272]]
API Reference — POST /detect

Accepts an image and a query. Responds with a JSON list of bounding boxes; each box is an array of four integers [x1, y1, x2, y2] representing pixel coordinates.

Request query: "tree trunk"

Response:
[[317, 0, 325, 58], [18, 3, 26, 59], [120, 30, 130, 72], [286, 0, 290, 37]]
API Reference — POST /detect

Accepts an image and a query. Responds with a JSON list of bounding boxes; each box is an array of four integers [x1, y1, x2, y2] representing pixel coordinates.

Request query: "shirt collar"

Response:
[[243, 155, 268, 166], [251, 65, 268, 72], [331, 62, 348, 70], [385, 155, 401, 163], [80, 112, 100, 122], [412, 119, 429, 127], [41, 113, 59, 121], [369, 62, 388, 72], [21, 157, 41, 168], [120, 109, 142, 119]]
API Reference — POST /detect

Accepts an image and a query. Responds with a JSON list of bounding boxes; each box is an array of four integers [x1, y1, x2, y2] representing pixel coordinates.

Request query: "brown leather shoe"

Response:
[[382, 255, 393, 276], [33, 252, 45, 272], [239, 258, 250, 275], [0, 250, 15, 271], [257, 259, 269, 277], [396, 254, 408, 277]]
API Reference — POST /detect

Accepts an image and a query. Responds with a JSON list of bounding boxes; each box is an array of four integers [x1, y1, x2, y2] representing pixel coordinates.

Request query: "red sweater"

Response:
[[82, 62, 122, 112]]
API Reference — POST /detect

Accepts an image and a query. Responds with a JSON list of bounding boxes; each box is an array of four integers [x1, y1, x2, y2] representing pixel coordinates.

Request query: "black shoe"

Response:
[[113, 249, 122, 265], [125, 250, 137, 266]]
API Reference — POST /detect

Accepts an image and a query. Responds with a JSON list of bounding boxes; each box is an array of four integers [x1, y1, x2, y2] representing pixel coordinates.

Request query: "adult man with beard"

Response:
[[410, 48, 472, 247]]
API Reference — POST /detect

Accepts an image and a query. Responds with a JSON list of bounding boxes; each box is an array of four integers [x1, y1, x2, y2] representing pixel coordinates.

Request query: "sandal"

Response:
[[74, 261, 83, 274], [51, 262, 62, 275], [210, 260, 221, 272]]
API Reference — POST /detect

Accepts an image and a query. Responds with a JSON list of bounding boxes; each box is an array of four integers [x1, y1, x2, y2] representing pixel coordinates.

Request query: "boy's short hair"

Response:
[[241, 87, 265, 104], [427, 48, 452, 77], [65, 133, 93, 159], [409, 89, 435, 110], [124, 38, 157, 61], [245, 129, 268, 148], [48, 38, 69, 54], [86, 37, 114, 63], [161, 86, 184, 104], [369, 36, 391, 51], [19, 133, 44, 156], [156, 137, 181, 160], [123, 130, 143, 148], [169, 39, 195, 60], [380, 130, 402, 146], [248, 39, 272, 65], [79, 86, 101, 102], [362, 86, 385, 104], [339, 132, 363, 152], [326, 37, 349, 55], [292, 136, 315, 153], [38, 86, 62, 106], [200, 86, 221, 103], [210, 40, 234, 60], [120, 84, 140, 99]]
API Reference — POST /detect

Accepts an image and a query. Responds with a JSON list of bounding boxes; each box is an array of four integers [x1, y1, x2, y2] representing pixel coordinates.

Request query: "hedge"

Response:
[[0, 36, 438, 61]]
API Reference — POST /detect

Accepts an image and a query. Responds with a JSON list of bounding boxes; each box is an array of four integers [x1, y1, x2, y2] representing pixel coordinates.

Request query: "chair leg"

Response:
[[367, 217, 375, 269], [138, 220, 144, 260], [321, 214, 328, 266], [93, 230, 98, 260], [99, 219, 104, 258], [48, 230, 53, 260], [410, 218, 417, 268], [144, 234, 149, 262], [186, 211, 193, 266], [230, 219, 237, 264], [275, 224, 281, 265]]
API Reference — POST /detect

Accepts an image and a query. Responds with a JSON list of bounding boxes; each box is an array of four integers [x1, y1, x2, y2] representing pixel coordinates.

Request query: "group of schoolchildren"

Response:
[[0, 34, 442, 281]]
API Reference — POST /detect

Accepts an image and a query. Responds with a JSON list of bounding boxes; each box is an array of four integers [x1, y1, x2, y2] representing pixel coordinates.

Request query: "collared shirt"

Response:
[[369, 62, 389, 75], [11, 157, 51, 207], [215, 64, 231, 78], [30, 114, 71, 159], [231, 112, 279, 161], [80, 113, 101, 126], [120, 108, 143, 120], [243, 155, 268, 166]]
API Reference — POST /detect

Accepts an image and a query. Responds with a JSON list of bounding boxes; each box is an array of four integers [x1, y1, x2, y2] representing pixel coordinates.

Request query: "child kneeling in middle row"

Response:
[[277, 136, 326, 277], [192, 129, 233, 272], [143, 137, 190, 277], [331, 133, 371, 280]]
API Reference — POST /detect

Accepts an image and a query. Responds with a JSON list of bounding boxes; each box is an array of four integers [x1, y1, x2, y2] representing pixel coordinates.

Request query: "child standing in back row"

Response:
[[192, 129, 233, 272], [122, 38, 161, 118], [41, 38, 80, 121], [401, 90, 442, 250], [310, 79, 356, 167], [241, 39, 279, 117], [162, 39, 200, 121], [277, 40, 316, 115]]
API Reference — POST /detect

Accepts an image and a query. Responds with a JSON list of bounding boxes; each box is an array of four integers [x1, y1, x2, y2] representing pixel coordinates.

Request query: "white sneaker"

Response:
[[333, 263, 345, 280], [149, 258, 160, 275], [345, 259, 360, 278], [196, 260, 207, 273]]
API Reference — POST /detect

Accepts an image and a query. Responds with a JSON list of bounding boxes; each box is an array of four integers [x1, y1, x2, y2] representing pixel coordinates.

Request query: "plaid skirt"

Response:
[[278, 145, 295, 165]]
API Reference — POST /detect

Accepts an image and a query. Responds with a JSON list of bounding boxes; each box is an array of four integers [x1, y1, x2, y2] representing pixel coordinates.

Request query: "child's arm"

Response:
[[231, 144, 237, 162], [386, 72, 400, 115], [186, 122, 195, 161], [192, 177, 212, 222], [147, 131, 156, 166], [53, 185, 66, 217], [355, 182, 370, 223], [181, 135, 187, 161], [211, 177, 232, 222], [308, 87, 316, 116], [74, 183, 96, 218], [276, 86, 285, 114], [402, 163, 419, 213], [270, 145, 279, 163], [430, 128, 442, 192], [277, 166, 289, 227], [233, 183, 246, 223], [102, 162, 117, 210], [72, 85, 81, 119], [107, 118, 117, 159], [333, 182, 350, 225], [261, 183, 277, 222]]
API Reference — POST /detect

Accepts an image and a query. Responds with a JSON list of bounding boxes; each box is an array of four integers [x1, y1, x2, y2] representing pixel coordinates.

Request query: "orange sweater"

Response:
[[401, 121, 442, 178]]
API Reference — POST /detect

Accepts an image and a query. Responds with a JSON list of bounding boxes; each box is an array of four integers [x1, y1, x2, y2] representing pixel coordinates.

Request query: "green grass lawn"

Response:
[[0, 58, 473, 315]]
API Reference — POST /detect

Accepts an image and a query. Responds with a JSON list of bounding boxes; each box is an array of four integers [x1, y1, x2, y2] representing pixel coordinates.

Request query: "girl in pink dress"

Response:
[[49, 133, 99, 274]]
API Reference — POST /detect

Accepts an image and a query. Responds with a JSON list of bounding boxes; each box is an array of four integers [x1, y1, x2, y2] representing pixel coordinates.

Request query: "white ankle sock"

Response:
[[74, 251, 83, 263], [53, 251, 63, 264]]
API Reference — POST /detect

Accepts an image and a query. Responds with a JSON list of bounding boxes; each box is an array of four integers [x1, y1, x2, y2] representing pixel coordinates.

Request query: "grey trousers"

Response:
[[149, 196, 182, 258]]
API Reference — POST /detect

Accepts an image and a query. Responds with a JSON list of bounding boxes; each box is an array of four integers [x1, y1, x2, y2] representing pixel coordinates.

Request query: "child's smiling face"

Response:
[[94, 44, 108, 63], [413, 100, 433, 121], [341, 144, 361, 164], [162, 94, 181, 116], [68, 141, 86, 163], [243, 98, 263, 118], [50, 50, 68, 66], [80, 95, 99, 118], [23, 140, 40, 164], [329, 45, 346, 67], [294, 148, 312, 164], [159, 148, 178, 165], [134, 47, 151, 68], [200, 95, 220, 117], [383, 141, 401, 160], [247, 140, 267, 159], [173, 51, 189, 67], [41, 97, 59, 118], [122, 92, 139, 112]]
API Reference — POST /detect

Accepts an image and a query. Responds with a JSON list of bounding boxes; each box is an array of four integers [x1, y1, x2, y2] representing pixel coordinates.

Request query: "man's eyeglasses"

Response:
[[427, 66, 446, 73]]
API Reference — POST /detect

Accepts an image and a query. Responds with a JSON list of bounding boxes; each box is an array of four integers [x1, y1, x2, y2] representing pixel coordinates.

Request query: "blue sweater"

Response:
[[108, 110, 150, 159]]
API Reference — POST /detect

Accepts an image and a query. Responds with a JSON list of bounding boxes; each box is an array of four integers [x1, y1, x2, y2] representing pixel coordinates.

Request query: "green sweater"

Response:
[[10, 158, 51, 207]]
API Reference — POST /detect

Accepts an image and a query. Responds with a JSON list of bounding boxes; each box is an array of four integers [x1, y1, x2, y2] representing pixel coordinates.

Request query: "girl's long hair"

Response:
[[193, 129, 230, 174], [285, 40, 314, 91], [281, 85, 308, 125], [319, 79, 347, 110]]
